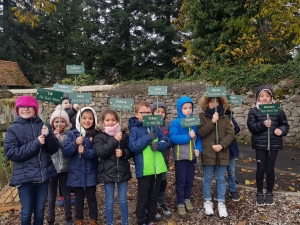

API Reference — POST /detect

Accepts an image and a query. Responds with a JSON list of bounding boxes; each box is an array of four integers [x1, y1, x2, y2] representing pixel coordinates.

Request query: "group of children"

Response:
[[3, 84, 289, 225]]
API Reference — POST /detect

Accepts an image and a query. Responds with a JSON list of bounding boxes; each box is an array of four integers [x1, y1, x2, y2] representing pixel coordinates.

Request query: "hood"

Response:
[[128, 117, 143, 129], [151, 102, 168, 120], [76, 107, 97, 136], [176, 96, 194, 118], [255, 85, 274, 101]]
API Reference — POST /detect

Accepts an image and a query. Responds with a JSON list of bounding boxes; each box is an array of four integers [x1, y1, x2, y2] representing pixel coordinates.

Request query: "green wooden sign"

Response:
[[180, 115, 201, 128], [148, 86, 168, 96], [110, 98, 134, 111], [206, 87, 227, 97], [143, 115, 163, 126], [36, 88, 64, 104], [66, 65, 85, 74], [53, 84, 74, 93], [227, 95, 243, 105], [69, 93, 92, 104], [259, 103, 281, 114]]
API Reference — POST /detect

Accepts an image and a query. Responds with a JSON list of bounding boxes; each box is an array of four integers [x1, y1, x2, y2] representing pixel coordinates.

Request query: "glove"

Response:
[[148, 131, 157, 140], [151, 142, 158, 151]]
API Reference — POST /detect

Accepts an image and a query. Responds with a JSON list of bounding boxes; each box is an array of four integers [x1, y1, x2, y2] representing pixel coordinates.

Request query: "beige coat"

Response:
[[197, 113, 235, 166]]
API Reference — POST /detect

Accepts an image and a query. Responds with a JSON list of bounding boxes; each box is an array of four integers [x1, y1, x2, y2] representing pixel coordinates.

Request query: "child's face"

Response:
[[208, 98, 219, 109], [153, 107, 166, 120], [258, 91, 272, 104], [62, 99, 71, 110], [18, 106, 35, 119], [135, 106, 152, 122], [53, 118, 67, 132], [182, 103, 192, 116], [103, 113, 118, 127], [81, 111, 94, 130]]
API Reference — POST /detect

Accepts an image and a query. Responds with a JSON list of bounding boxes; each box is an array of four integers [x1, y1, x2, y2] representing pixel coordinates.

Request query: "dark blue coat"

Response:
[[4, 116, 58, 187], [226, 110, 240, 158], [63, 129, 98, 187]]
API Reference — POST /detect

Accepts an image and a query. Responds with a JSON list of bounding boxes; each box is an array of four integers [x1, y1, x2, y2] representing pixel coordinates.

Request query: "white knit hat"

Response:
[[50, 110, 70, 126]]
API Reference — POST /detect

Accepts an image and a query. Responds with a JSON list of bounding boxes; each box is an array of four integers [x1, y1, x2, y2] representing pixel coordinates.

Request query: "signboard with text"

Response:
[[259, 103, 280, 114], [206, 87, 227, 97], [148, 86, 168, 96], [66, 65, 85, 74], [143, 115, 163, 126], [227, 95, 243, 105], [36, 88, 64, 104], [180, 115, 201, 128], [53, 84, 74, 93], [110, 98, 134, 111], [69, 93, 92, 104]]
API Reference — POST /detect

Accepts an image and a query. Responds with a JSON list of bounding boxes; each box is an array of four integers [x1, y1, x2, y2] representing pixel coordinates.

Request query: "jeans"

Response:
[[104, 182, 128, 225], [18, 180, 49, 225], [73, 186, 98, 220], [136, 174, 162, 225], [203, 165, 227, 202], [47, 172, 72, 219], [227, 158, 236, 193]]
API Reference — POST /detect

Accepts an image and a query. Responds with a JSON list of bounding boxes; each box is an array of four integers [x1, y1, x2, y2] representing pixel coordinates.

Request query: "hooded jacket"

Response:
[[169, 96, 202, 161], [95, 124, 133, 183], [128, 116, 169, 178], [62, 107, 99, 187], [247, 85, 289, 150], [4, 116, 59, 186]]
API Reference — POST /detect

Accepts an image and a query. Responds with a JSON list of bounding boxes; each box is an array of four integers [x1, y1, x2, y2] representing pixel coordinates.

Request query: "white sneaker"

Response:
[[218, 202, 228, 218], [203, 200, 214, 216]]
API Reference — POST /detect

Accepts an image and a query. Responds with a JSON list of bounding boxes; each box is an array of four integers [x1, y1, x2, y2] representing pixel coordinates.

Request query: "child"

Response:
[[47, 109, 73, 225], [128, 100, 169, 225], [247, 85, 289, 206], [63, 107, 99, 225], [151, 102, 172, 220], [214, 106, 241, 201], [95, 109, 133, 225], [4, 95, 59, 225], [169, 96, 201, 218], [197, 95, 234, 218]]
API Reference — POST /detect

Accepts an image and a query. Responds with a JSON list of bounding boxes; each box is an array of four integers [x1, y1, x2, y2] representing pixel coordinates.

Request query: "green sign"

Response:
[[206, 87, 227, 97], [53, 84, 74, 93], [227, 95, 243, 105], [180, 115, 201, 128], [110, 98, 134, 111], [66, 65, 85, 74], [143, 115, 163, 126], [36, 88, 64, 104], [259, 103, 280, 114], [69, 93, 92, 104], [148, 86, 168, 95]]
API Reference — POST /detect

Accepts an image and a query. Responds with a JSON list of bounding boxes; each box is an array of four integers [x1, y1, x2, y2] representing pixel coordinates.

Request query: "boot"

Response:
[[75, 219, 84, 225], [90, 219, 98, 225]]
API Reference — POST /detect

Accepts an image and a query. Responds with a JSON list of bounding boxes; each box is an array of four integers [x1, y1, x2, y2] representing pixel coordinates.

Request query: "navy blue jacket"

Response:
[[226, 110, 240, 158], [63, 129, 98, 187], [4, 116, 58, 187]]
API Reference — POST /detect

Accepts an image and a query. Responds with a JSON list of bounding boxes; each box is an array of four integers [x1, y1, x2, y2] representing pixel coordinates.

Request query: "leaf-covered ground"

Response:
[[0, 167, 300, 225]]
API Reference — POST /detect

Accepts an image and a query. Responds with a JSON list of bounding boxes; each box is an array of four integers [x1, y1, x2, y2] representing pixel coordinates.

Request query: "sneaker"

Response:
[[184, 199, 194, 213], [177, 204, 186, 218], [203, 200, 214, 216], [229, 191, 240, 201], [213, 192, 218, 201], [47, 219, 55, 225], [65, 217, 73, 225], [159, 204, 172, 218], [256, 193, 265, 206], [217, 202, 228, 218], [154, 213, 162, 221], [71, 193, 75, 205], [265, 193, 274, 206], [57, 196, 64, 207]]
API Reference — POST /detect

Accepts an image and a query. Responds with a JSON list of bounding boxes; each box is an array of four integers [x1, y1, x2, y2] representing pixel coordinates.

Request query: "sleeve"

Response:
[[121, 134, 133, 160], [81, 137, 98, 160], [44, 124, 59, 155], [128, 127, 152, 154], [169, 120, 191, 145], [197, 114, 215, 138], [278, 109, 289, 136], [62, 132, 78, 158], [4, 127, 42, 163], [154, 127, 169, 152], [247, 109, 267, 134], [94, 133, 119, 159], [231, 117, 240, 134]]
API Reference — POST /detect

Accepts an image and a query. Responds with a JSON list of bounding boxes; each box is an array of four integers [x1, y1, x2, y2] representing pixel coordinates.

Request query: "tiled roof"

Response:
[[0, 60, 31, 87]]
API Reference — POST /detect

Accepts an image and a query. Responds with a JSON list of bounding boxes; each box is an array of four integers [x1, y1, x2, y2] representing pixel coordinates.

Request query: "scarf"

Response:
[[105, 123, 121, 137], [205, 104, 224, 118]]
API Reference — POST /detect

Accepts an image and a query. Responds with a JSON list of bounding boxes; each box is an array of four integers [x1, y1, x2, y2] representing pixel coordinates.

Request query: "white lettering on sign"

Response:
[[116, 100, 127, 104], [212, 89, 221, 91], [48, 92, 53, 95]]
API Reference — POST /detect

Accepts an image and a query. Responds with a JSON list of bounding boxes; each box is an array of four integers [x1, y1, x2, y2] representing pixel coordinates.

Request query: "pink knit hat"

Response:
[[15, 95, 39, 116], [50, 110, 70, 127]]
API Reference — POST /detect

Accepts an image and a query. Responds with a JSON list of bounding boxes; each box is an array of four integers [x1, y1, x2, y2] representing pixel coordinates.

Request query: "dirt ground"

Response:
[[0, 164, 300, 225]]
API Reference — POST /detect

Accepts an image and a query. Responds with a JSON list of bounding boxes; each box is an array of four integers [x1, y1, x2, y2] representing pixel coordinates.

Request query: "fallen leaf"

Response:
[[167, 219, 176, 225], [286, 168, 293, 170], [241, 168, 247, 172], [245, 180, 250, 185], [237, 219, 247, 225], [289, 204, 300, 210], [258, 214, 268, 221], [287, 186, 295, 191]]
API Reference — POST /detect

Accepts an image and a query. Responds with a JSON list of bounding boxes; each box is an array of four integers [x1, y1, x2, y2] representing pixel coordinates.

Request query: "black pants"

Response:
[[73, 186, 98, 220], [136, 174, 162, 225], [255, 149, 278, 193]]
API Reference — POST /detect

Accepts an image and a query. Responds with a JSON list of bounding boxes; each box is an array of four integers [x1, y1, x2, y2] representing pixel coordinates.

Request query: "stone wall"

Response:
[[1, 80, 299, 146]]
